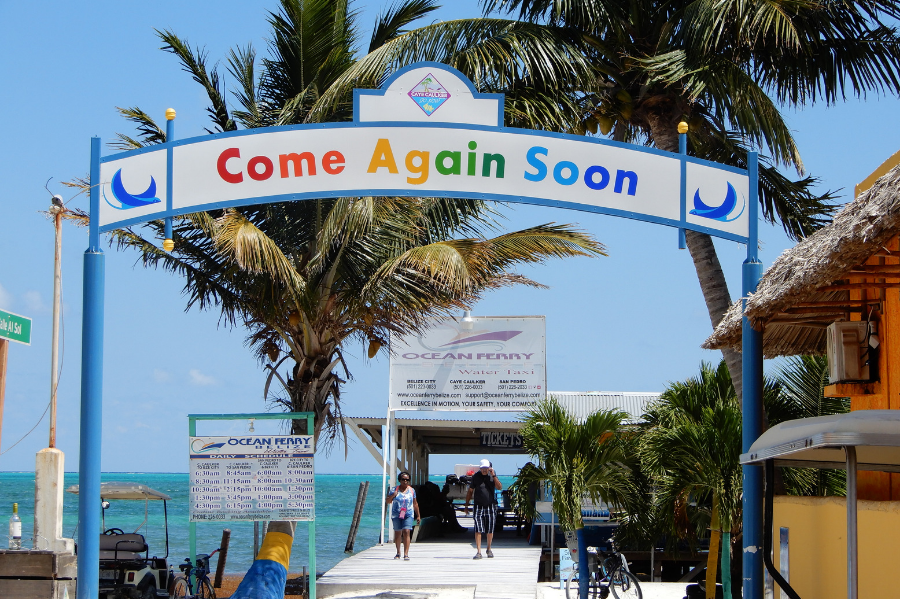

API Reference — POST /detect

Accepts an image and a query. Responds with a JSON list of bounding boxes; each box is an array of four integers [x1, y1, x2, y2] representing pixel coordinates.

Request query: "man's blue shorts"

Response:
[[392, 515, 416, 531]]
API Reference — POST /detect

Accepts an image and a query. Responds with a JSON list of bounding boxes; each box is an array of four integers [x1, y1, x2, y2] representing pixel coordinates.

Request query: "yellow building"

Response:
[[704, 156, 900, 597]]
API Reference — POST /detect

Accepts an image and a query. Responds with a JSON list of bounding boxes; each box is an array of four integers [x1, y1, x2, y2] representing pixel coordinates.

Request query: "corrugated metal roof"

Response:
[[552, 392, 659, 424]]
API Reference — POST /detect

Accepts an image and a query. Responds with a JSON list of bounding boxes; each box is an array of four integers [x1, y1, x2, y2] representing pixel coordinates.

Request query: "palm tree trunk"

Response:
[[645, 113, 744, 404], [684, 230, 744, 405], [721, 530, 732, 599], [706, 498, 721, 599]]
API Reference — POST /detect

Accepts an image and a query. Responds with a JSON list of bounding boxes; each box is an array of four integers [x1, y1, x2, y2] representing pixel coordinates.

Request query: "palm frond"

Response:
[[109, 107, 166, 150], [156, 29, 237, 133], [369, 0, 440, 52]]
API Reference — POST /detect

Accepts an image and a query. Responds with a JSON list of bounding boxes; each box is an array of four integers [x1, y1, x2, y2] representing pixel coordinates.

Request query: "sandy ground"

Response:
[[216, 573, 308, 598], [216, 575, 689, 598], [536, 581, 687, 599]]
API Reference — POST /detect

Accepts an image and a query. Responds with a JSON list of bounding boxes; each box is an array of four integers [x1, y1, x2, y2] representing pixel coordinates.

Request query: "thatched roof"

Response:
[[704, 163, 900, 358]]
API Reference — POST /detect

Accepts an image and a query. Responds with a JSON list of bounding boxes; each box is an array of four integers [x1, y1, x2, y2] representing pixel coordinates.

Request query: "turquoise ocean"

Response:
[[0, 472, 402, 574]]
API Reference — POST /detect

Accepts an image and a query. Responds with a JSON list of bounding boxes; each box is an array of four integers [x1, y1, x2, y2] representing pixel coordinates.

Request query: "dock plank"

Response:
[[317, 526, 541, 599]]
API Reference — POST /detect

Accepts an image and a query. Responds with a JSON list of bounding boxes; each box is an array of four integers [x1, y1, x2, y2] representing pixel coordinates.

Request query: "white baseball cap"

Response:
[[479, 459, 491, 468]]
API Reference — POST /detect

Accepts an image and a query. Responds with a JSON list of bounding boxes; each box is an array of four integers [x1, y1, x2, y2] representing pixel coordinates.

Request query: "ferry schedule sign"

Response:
[[389, 316, 546, 412], [188, 435, 314, 522]]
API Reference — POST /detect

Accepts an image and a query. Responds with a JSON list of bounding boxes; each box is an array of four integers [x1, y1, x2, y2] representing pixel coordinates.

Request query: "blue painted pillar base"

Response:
[[577, 528, 589, 599], [77, 250, 105, 599], [742, 257, 763, 599]]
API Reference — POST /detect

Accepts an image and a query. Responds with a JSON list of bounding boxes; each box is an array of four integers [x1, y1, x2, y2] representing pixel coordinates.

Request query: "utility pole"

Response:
[[33, 193, 74, 553], [0, 338, 7, 452], [49, 194, 64, 447]]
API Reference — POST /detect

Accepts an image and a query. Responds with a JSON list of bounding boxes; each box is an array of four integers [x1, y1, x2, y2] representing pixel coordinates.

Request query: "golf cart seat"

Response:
[[98, 533, 147, 561]]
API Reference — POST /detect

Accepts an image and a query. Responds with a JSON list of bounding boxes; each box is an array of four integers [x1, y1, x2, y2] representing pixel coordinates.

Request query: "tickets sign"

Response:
[[189, 435, 314, 522], [390, 316, 546, 411]]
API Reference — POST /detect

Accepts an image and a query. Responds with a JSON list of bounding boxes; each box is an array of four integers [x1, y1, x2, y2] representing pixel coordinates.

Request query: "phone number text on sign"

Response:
[[189, 435, 315, 522]]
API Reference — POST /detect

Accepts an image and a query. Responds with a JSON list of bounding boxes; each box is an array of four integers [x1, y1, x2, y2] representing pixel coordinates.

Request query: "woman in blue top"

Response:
[[385, 471, 420, 560]]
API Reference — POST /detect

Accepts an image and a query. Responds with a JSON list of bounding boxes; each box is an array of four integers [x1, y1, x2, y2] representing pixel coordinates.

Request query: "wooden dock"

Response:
[[317, 520, 541, 599]]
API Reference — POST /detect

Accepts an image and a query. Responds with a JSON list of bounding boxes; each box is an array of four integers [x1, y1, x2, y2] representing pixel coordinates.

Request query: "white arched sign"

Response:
[[97, 62, 751, 243], [77, 62, 764, 599]]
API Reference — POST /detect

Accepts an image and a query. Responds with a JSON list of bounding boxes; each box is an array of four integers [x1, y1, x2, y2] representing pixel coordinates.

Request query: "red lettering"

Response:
[[217, 148, 243, 184], [280, 152, 316, 177], [322, 151, 345, 175], [247, 156, 274, 181]]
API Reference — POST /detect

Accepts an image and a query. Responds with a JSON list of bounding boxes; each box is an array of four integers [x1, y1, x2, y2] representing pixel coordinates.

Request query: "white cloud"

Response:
[[23, 290, 45, 312], [189, 369, 217, 386], [0, 283, 12, 309], [153, 369, 171, 383]]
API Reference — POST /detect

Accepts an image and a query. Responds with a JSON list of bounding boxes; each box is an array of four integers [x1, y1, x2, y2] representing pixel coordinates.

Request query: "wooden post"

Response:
[[213, 529, 230, 588], [0, 339, 7, 452], [345, 481, 369, 553]]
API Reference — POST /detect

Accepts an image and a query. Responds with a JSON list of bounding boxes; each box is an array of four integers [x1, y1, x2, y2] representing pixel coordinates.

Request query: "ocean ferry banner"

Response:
[[389, 316, 546, 412], [189, 435, 314, 522], [96, 63, 751, 244]]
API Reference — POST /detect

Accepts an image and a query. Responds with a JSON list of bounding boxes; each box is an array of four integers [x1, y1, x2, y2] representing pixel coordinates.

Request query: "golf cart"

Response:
[[67, 482, 172, 599]]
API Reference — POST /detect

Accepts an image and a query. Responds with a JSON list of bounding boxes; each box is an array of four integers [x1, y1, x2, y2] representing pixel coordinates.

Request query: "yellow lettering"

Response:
[[406, 150, 430, 184], [367, 139, 399, 174]]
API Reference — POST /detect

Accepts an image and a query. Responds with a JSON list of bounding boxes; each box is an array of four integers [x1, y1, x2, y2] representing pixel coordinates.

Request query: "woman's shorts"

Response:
[[392, 515, 416, 531]]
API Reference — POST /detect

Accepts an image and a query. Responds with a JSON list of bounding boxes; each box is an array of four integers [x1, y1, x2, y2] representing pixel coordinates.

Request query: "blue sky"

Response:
[[1, 0, 899, 477]]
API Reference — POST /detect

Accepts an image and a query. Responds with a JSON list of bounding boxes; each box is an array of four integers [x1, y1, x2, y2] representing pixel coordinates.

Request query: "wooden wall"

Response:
[[825, 236, 900, 500]]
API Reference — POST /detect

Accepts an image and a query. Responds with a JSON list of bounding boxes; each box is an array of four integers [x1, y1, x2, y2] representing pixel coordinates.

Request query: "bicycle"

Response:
[[564, 539, 642, 599], [170, 549, 220, 599]]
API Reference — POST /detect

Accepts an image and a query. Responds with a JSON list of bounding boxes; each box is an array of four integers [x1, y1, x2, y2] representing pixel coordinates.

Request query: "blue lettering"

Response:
[[553, 161, 579, 185], [614, 170, 638, 195], [584, 165, 610, 190], [524, 146, 548, 181]]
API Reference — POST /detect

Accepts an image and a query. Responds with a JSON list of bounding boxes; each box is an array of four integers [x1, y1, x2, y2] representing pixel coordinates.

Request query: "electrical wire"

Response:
[[0, 402, 51, 456]]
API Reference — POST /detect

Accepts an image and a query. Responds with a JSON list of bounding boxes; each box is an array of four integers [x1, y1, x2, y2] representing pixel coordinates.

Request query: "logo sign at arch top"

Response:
[[96, 62, 749, 243]]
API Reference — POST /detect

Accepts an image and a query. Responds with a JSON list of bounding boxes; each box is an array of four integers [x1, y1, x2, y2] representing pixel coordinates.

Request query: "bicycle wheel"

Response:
[[198, 577, 217, 599], [565, 568, 599, 599], [609, 570, 642, 599], [170, 577, 189, 599]]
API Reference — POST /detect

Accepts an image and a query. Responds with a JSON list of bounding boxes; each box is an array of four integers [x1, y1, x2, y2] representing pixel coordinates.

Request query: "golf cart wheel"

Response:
[[197, 578, 216, 599], [610, 571, 642, 599], [170, 577, 189, 599]]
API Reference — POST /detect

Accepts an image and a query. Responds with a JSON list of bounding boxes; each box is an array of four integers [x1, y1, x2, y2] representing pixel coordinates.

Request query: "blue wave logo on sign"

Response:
[[690, 182, 745, 222], [103, 169, 162, 210], [191, 440, 225, 453]]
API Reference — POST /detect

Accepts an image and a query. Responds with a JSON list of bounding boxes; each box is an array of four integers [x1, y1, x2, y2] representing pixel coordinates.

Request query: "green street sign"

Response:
[[0, 309, 32, 345]]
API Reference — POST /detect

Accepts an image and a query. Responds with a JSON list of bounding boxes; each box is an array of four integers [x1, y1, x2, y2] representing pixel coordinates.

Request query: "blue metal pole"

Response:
[[165, 110, 175, 245], [742, 151, 763, 599], [678, 126, 687, 249], [577, 528, 588, 599], [78, 136, 105, 599]]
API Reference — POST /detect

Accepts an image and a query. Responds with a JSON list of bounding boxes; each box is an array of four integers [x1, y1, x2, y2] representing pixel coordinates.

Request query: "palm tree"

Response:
[[767, 355, 850, 496], [641, 361, 745, 599], [337, 0, 900, 401], [108, 198, 604, 445], [516, 398, 630, 599], [106, 1, 608, 445]]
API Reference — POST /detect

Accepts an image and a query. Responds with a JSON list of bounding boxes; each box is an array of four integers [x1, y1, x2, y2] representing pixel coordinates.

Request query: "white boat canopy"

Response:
[[740, 409, 900, 471], [66, 482, 171, 501], [740, 409, 900, 599]]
